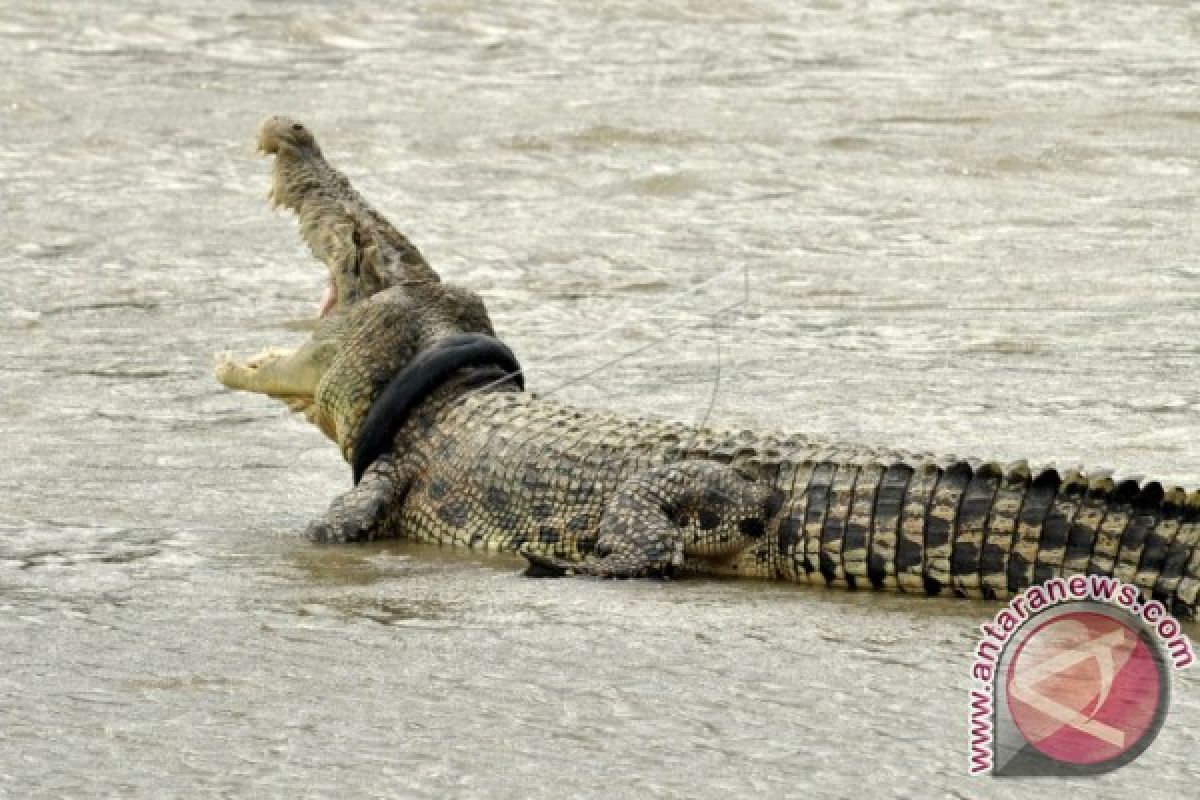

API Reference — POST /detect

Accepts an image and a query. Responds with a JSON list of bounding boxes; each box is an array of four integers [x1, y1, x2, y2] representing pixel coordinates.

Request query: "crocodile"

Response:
[[216, 116, 1200, 617]]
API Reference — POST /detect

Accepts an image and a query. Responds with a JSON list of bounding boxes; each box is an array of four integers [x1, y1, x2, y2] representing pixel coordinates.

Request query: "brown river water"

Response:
[[2, 1, 1199, 797]]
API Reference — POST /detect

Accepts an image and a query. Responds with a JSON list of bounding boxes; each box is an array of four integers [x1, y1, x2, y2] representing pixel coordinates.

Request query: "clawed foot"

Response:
[[518, 547, 680, 580], [520, 550, 574, 578], [305, 491, 387, 544]]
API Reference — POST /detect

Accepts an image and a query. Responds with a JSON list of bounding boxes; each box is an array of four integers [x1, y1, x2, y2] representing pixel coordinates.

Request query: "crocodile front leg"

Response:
[[523, 462, 783, 578], [305, 455, 408, 543]]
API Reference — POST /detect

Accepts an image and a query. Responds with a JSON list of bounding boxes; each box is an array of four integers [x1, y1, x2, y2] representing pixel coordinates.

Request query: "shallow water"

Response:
[[2, 1, 1200, 797]]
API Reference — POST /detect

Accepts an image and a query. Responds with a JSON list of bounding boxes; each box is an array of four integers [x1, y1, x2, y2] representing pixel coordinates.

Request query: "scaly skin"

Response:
[[216, 117, 1200, 617]]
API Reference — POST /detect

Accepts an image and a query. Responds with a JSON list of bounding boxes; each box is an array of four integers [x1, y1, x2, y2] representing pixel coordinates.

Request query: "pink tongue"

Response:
[[316, 282, 336, 317]]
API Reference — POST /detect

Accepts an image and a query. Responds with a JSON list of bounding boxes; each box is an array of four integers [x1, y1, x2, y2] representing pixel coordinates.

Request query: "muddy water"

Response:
[[2, 1, 1199, 797]]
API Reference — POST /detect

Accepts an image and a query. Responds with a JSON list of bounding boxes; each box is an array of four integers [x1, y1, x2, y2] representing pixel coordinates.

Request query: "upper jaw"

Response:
[[253, 114, 439, 317], [255, 115, 337, 317]]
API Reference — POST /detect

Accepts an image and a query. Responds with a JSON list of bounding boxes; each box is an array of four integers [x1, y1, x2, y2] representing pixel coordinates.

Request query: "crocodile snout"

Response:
[[256, 115, 318, 155]]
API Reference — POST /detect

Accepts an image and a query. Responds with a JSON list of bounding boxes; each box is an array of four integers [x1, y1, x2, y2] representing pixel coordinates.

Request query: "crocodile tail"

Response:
[[774, 457, 1200, 618]]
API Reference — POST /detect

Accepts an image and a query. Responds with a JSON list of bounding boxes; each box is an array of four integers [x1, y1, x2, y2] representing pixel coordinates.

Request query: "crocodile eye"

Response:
[[292, 123, 304, 132]]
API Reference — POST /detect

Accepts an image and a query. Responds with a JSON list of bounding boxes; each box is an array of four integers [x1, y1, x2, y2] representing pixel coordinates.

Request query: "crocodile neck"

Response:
[[351, 334, 524, 483]]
